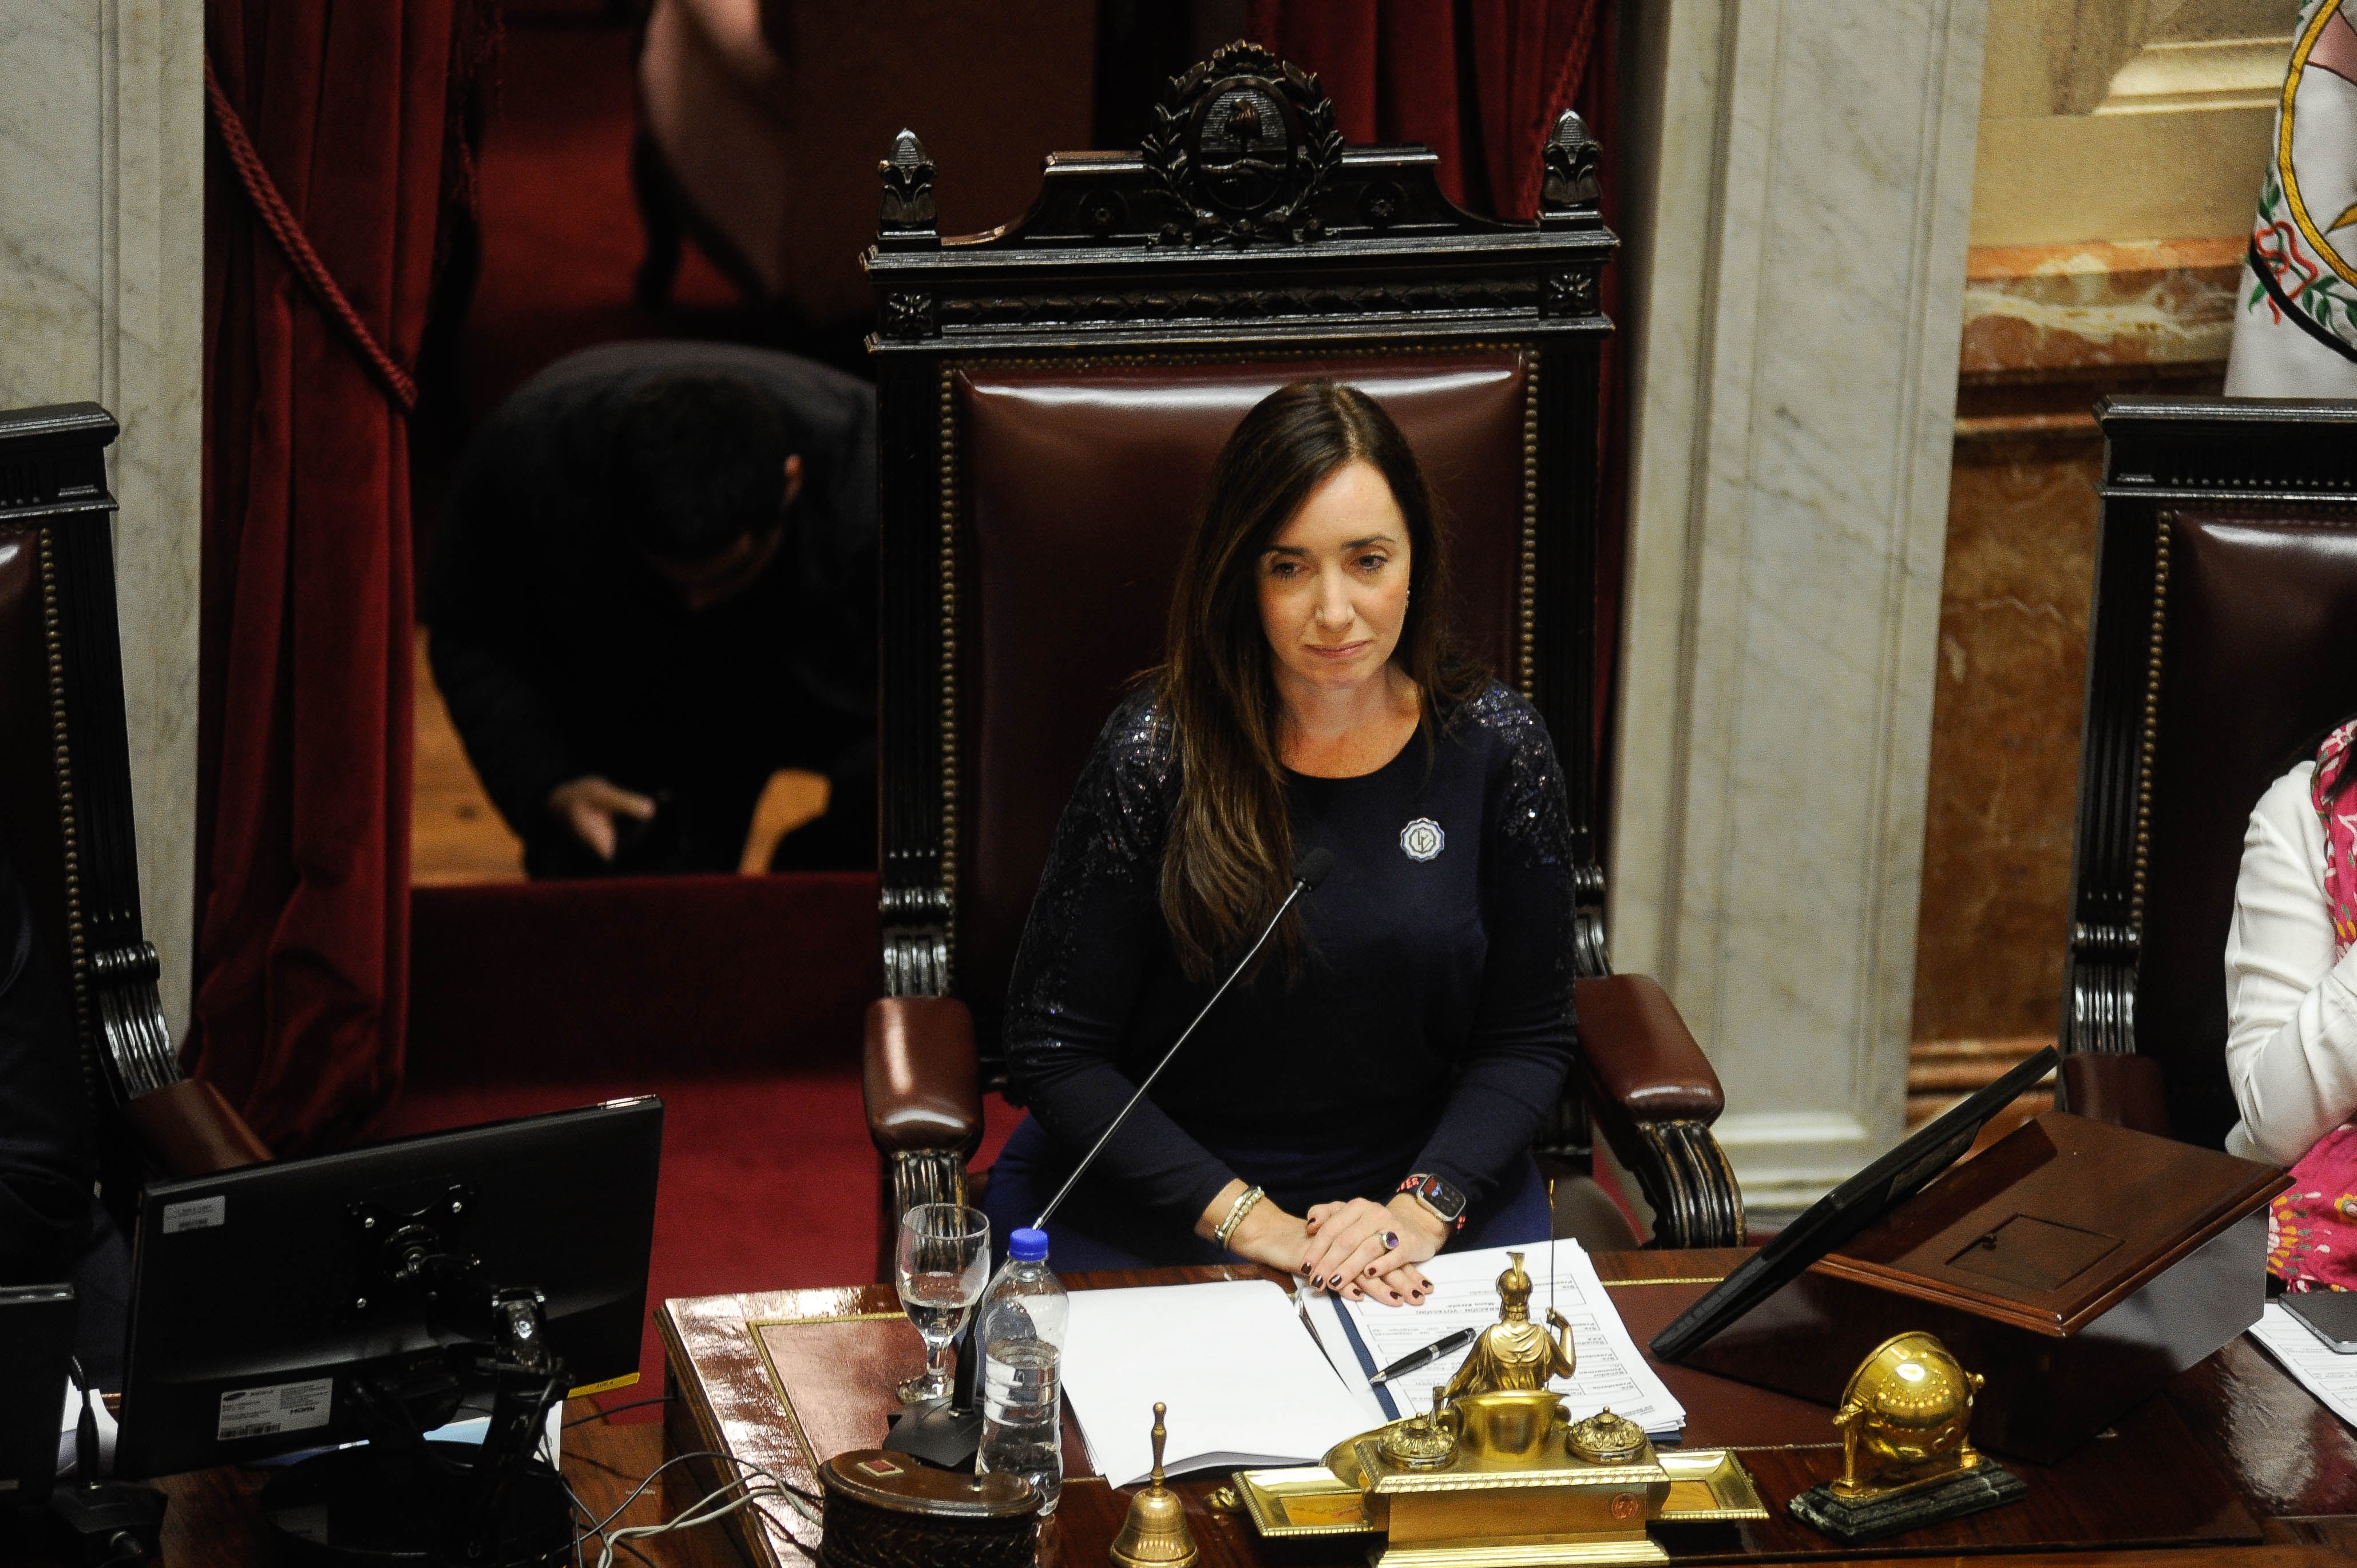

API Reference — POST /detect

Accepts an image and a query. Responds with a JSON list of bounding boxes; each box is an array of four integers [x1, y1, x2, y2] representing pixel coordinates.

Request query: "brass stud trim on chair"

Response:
[[2129, 519, 2170, 931], [1518, 352, 1540, 700], [37, 526, 96, 1086], [937, 365, 960, 965]]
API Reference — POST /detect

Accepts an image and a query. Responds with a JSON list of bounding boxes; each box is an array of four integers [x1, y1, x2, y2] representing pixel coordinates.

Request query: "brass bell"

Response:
[[1109, 1402, 1199, 1568]]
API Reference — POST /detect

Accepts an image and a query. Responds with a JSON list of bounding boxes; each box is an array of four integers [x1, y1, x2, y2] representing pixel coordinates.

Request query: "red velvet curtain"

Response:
[[1247, 0, 1605, 220], [1249, 0, 1625, 783], [193, 2, 471, 1152]]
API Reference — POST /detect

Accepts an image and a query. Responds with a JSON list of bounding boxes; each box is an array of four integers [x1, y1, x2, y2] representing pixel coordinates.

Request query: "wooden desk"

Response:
[[19, 1250, 2354, 1565], [1, 1408, 740, 1568], [660, 1249, 2357, 1567]]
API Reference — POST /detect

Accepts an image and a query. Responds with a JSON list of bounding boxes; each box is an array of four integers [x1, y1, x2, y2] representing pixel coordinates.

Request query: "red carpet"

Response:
[[397, 874, 1022, 1415], [380, 1073, 1022, 1420]]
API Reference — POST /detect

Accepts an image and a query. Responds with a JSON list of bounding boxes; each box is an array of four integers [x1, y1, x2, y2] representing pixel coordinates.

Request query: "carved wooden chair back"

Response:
[[867, 46, 1617, 1106], [0, 405, 184, 1181], [2066, 398, 2357, 1147]]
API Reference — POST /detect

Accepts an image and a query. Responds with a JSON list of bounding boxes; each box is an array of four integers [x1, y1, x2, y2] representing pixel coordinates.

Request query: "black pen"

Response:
[[1368, 1327, 1479, 1387]]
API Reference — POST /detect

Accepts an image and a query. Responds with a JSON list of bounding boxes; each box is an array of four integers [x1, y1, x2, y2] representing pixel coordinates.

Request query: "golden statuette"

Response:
[[1787, 1332, 2026, 1547], [1108, 1402, 1199, 1568], [1441, 1251, 1574, 1398], [1226, 1248, 1767, 1566]]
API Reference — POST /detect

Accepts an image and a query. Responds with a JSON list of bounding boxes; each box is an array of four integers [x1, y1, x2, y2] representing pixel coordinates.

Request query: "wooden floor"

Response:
[[413, 629, 526, 886], [410, 628, 829, 883]]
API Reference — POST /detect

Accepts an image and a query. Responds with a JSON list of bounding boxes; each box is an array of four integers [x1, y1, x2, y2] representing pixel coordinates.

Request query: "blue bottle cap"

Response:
[[1009, 1226, 1049, 1261]]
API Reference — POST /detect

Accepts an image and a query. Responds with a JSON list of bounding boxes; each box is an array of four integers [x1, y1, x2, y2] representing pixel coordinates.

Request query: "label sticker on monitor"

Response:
[[162, 1196, 225, 1234], [217, 1378, 332, 1442]]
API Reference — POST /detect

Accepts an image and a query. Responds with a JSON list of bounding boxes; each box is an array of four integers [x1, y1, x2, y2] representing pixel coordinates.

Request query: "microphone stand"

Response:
[[1032, 847, 1332, 1231], [884, 848, 1334, 1470]]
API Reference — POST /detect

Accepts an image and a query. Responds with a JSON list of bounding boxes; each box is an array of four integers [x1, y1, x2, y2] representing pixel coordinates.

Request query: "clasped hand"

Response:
[[1197, 1181, 1448, 1307]]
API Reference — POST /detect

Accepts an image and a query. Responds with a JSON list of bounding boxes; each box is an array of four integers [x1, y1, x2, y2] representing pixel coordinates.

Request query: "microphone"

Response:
[[1033, 845, 1335, 1230]]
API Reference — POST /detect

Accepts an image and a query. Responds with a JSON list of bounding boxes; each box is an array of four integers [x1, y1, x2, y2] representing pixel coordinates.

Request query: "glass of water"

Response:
[[894, 1203, 990, 1404]]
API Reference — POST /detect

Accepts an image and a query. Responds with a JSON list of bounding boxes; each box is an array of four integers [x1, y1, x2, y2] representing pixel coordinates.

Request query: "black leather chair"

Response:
[[0, 404, 268, 1192], [855, 44, 1742, 1269], [2060, 396, 2357, 1146]]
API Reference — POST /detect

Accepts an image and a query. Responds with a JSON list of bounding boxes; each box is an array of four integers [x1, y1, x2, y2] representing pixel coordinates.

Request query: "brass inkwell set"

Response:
[[1230, 1253, 1767, 1568]]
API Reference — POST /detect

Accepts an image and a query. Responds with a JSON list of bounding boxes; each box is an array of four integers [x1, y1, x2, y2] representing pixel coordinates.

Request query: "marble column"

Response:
[[1611, 0, 1988, 1215], [0, 2, 204, 1041]]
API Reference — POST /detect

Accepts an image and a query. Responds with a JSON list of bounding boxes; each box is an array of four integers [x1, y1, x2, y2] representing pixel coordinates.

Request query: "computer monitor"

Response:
[[0, 1283, 74, 1511], [115, 1094, 661, 1563]]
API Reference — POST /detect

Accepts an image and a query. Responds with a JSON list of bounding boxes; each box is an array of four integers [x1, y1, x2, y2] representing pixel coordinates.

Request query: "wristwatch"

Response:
[[1397, 1173, 1469, 1233]]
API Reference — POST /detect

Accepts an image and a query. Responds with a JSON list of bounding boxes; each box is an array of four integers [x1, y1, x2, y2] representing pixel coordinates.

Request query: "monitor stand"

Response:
[[259, 1289, 574, 1568]]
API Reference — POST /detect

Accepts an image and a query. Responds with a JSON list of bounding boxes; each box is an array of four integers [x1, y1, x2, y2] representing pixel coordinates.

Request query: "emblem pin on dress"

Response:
[[1400, 818, 1444, 862]]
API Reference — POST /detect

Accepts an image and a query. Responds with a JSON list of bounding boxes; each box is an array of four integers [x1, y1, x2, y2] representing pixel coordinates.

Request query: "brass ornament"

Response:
[[1108, 1402, 1199, 1568], [1374, 1386, 1457, 1470], [1786, 1332, 2026, 1545], [1233, 1250, 1766, 1565], [1831, 1331, 1986, 1501], [1567, 1407, 1647, 1464]]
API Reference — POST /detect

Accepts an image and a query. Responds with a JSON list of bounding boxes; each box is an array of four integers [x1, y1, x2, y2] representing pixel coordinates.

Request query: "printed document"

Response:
[[2250, 1301, 2357, 1428], [1063, 1278, 1387, 1485], [1324, 1241, 1687, 1435]]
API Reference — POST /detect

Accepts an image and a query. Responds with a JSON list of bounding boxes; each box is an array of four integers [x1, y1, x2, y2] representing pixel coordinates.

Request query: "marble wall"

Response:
[[1911, 240, 2237, 1045], [1611, 0, 1989, 1216], [0, 2, 204, 1040]]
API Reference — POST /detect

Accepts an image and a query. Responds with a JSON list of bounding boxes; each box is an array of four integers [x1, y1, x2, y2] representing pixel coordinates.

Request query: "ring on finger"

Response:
[[1381, 1231, 1400, 1249]]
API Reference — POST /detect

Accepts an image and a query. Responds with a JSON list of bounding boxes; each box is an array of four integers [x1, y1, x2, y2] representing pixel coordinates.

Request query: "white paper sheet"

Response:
[[1062, 1279, 1388, 1485], [2249, 1301, 2357, 1427], [1325, 1240, 1686, 1436]]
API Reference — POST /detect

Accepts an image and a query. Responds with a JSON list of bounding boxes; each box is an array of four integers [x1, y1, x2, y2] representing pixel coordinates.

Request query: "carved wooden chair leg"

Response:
[[876, 1147, 972, 1279], [1626, 1121, 1745, 1250]]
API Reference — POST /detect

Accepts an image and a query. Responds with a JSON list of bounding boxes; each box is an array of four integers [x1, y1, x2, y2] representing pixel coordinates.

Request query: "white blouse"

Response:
[[2224, 760, 2357, 1164]]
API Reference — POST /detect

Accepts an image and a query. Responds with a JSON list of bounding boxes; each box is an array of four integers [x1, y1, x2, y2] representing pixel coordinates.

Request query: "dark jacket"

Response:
[[424, 340, 877, 874]]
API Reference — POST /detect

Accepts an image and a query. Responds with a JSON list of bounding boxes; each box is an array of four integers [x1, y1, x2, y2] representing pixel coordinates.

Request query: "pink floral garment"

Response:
[[2268, 719, 2357, 1290]]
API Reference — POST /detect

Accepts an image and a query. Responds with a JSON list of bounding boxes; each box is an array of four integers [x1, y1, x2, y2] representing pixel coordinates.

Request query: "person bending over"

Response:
[[984, 380, 1577, 1306], [2227, 717, 2357, 1288], [426, 340, 877, 877]]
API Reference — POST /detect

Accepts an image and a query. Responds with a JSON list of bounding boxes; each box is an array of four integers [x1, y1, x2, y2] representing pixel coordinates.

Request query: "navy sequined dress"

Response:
[[983, 680, 1580, 1268]]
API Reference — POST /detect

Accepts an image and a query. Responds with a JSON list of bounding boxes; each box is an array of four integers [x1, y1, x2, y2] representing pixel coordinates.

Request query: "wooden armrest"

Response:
[[1572, 974, 1741, 1249], [862, 997, 983, 1154], [2059, 1053, 2171, 1140], [1574, 974, 1724, 1124], [121, 1078, 271, 1176]]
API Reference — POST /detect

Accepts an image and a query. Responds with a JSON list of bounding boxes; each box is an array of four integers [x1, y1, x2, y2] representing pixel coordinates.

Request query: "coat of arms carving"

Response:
[[1140, 42, 1343, 245]]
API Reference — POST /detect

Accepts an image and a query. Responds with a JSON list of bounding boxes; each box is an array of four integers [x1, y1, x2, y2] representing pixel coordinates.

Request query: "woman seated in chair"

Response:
[[2228, 718, 2357, 1289], [983, 380, 1578, 1307]]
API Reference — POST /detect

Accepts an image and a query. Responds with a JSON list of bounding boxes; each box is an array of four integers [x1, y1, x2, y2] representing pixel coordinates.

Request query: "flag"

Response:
[[2224, 0, 2357, 398]]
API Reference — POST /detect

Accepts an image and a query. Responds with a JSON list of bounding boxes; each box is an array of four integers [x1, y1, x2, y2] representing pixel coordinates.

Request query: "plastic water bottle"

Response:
[[974, 1225, 1068, 1514]]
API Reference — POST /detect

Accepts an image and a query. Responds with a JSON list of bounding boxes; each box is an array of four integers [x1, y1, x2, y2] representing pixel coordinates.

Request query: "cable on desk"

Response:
[[565, 1393, 674, 1428], [564, 1447, 821, 1566]]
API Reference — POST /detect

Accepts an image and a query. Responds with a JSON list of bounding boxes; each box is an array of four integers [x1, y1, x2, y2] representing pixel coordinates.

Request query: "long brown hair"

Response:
[[1155, 379, 1483, 979]]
